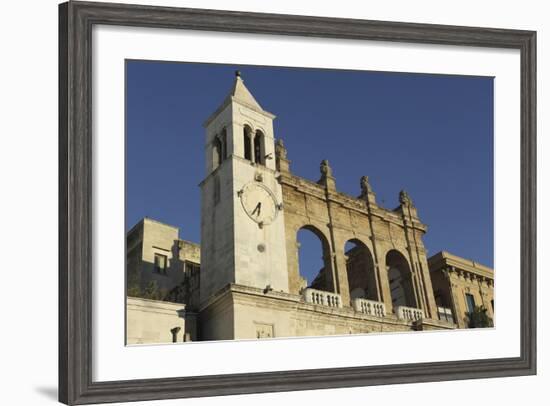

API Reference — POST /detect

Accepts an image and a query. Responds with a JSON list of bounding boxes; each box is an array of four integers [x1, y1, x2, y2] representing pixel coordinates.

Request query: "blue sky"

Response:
[[126, 61, 494, 282]]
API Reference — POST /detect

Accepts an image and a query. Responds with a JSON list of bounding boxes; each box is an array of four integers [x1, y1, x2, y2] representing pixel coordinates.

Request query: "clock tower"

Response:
[[199, 72, 289, 305]]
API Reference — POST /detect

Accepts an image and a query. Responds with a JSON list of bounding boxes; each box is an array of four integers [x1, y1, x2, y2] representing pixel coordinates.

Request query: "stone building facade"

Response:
[[126, 73, 494, 343], [126, 217, 200, 342], [127, 218, 200, 297], [429, 251, 494, 328]]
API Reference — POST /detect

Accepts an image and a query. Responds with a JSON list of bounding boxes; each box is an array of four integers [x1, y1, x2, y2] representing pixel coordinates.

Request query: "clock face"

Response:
[[240, 182, 279, 225]]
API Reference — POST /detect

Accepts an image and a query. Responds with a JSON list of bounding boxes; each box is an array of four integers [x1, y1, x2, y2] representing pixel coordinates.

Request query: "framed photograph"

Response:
[[59, 1, 536, 404]]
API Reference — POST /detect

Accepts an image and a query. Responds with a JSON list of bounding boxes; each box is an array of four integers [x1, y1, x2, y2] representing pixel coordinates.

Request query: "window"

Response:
[[154, 253, 167, 275], [185, 262, 200, 289], [243, 127, 252, 161], [465, 293, 476, 314], [186, 262, 200, 276], [254, 131, 264, 165], [491, 299, 494, 312], [213, 137, 222, 169], [437, 306, 454, 323]]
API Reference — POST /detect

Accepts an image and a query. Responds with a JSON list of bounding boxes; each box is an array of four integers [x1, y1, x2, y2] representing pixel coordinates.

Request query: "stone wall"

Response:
[[126, 297, 196, 344], [201, 284, 453, 341]]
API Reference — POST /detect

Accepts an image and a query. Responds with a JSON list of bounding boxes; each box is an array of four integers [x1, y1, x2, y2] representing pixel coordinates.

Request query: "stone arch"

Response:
[[254, 124, 268, 135], [295, 224, 334, 293], [344, 238, 378, 301], [241, 120, 256, 130], [386, 249, 417, 309]]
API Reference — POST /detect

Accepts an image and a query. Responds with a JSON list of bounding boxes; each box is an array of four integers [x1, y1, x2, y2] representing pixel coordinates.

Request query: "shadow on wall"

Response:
[[127, 238, 197, 305]]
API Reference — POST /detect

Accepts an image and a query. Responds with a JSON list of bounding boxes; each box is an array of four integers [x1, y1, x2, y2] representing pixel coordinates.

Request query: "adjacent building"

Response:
[[126, 218, 199, 343], [429, 251, 494, 329]]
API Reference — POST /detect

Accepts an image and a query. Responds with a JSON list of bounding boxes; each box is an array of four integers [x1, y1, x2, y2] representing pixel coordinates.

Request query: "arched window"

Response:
[[213, 136, 222, 170], [296, 226, 334, 293], [386, 250, 417, 309], [344, 239, 378, 301], [243, 126, 252, 161], [254, 130, 265, 165]]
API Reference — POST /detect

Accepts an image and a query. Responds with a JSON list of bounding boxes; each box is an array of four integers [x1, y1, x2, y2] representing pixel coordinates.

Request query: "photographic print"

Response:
[[125, 62, 495, 344], [59, 4, 536, 403]]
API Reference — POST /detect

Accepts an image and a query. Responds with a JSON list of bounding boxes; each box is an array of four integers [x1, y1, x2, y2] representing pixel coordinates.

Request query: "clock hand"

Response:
[[252, 202, 261, 217]]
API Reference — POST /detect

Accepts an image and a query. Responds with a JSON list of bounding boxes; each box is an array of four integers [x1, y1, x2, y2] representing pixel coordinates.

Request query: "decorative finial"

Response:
[[360, 176, 371, 193], [399, 189, 412, 206], [235, 70, 241, 78], [320, 159, 333, 177], [275, 139, 287, 159]]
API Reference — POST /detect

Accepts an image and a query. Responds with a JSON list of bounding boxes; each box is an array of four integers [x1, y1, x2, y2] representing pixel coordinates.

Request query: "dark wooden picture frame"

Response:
[[59, 1, 536, 404]]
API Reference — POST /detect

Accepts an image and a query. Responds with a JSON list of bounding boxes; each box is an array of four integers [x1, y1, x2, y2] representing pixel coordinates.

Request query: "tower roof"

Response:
[[203, 71, 275, 127], [226, 71, 263, 111]]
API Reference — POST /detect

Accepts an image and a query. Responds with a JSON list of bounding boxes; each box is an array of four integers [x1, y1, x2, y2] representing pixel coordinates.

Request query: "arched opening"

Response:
[[386, 250, 417, 309], [213, 136, 222, 170], [254, 130, 265, 165], [243, 126, 252, 161], [296, 226, 333, 293], [344, 239, 378, 301]]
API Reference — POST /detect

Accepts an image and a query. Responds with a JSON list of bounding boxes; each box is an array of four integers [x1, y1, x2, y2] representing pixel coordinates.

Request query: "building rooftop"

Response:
[[127, 216, 179, 235], [428, 251, 493, 279], [126, 217, 200, 248]]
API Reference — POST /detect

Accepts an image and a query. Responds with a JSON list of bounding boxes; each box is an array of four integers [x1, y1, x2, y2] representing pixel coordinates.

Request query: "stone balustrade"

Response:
[[353, 298, 386, 317], [396, 305, 424, 322], [303, 288, 342, 308]]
